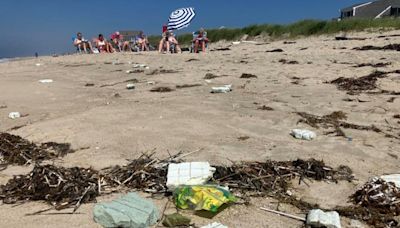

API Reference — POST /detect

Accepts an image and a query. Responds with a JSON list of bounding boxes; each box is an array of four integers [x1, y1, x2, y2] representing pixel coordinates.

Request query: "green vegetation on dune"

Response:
[[148, 18, 400, 47]]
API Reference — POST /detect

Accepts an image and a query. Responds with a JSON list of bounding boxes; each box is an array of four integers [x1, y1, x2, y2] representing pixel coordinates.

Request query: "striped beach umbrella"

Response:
[[167, 7, 196, 31]]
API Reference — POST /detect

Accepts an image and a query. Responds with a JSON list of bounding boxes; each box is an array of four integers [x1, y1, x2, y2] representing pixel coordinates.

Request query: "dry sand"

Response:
[[0, 31, 400, 227]]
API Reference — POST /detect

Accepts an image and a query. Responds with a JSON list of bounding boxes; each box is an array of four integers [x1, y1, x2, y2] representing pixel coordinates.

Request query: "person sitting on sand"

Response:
[[110, 31, 130, 52], [73, 32, 93, 53], [194, 28, 209, 53], [96, 34, 114, 53], [158, 31, 181, 53], [136, 31, 149, 51]]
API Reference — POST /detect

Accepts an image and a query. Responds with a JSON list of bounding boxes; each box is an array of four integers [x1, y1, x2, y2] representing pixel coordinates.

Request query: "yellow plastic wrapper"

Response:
[[174, 185, 236, 213]]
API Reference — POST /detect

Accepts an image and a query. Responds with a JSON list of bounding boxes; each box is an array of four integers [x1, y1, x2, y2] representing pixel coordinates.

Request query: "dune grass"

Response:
[[148, 18, 400, 47]]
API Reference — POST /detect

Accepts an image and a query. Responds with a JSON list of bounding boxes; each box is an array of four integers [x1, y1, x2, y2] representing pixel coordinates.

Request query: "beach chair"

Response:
[[191, 31, 208, 53], [72, 37, 82, 53]]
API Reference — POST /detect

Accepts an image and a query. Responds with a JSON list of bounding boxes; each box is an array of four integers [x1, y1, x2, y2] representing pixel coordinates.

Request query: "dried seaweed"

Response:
[[146, 69, 179, 75], [266, 49, 284, 53], [240, 73, 257, 79], [257, 105, 274, 111], [353, 44, 400, 51], [0, 164, 102, 211], [237, 136, 250, 141], [150, 86, 175, 93], [330, 70, 388, 93], [335, 36, 367, 41], [204, 73, 220, 79], [213, 159, 353, 198], [353, 62, 391, 68], [279, 59, 299, 64], [296, 111, 383, 138], [176, 84, 202, 89], [283, 41, 296, 44], [103, 157, 168, 194], [0, 133, 74, 166]]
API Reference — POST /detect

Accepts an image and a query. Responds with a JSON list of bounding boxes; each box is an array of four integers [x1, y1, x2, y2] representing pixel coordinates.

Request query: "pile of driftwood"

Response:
[[213, 159, 353, 197], [336, 178, 400, 228], [0, 133, 73, 167]]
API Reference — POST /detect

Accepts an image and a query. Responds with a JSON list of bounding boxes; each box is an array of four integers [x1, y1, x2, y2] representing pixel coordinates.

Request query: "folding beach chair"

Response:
[[191, 31, 208, 53]]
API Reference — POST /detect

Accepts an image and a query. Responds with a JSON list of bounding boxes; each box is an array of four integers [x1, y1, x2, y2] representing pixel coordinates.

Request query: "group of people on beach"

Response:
[[73, 25, 209, 54]]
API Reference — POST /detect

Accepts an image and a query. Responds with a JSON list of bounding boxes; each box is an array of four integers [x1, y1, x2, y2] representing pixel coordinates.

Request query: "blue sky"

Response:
[[0, 0, 361, 58]]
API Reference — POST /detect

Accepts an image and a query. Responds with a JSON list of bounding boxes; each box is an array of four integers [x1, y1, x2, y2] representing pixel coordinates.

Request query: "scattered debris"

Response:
[[394, 114, 400, 119], [291, 129, 316, 141], [377, 34, 400, 38], [167, 162, 216, 190], [353, 62, 391, 68], [8, 112, 21, 119], [237, 136, 250, 141], [335, 36, 366, 41], [381, 174, 400, 188], [336, 177, 400, 227], [38, 79, 53, 83], [126, 84, 135, 90], [150, 86, 175, 93], [0, 132, 74, 166], [0, 105, 7, 109], [201, 222, 228, 228], [93, 193, 159, 228], [266, 49, 284, 53], [279, 59, 299, 64], [85, 83, 95, 87], [257, 105, 274, 111], [353, 44, 400, 51], [240, 73, 257, 79], [176, 84, 202, 89], [306, 209, 341, 228], [174, 185, 236, 212], [163, 213, 191, 227], [283, 41, 296, 44], [211, 85, 232, 93], [300, 47, 308, 50]]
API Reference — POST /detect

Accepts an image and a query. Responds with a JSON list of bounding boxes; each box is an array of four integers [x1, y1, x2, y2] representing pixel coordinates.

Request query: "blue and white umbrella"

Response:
[[167, 7, 196, 31]]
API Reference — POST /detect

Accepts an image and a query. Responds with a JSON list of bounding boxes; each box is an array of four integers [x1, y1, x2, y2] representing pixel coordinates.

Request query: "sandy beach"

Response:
[[1, 30, 400, 227]]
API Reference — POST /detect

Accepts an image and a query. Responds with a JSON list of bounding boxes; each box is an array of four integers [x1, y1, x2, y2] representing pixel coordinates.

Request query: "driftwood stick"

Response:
[[259, 207, 306, 222]]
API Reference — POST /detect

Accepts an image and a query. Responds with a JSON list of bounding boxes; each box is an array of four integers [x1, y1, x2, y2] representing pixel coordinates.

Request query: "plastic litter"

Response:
[[8, 112, 21, 119], [93, 192, 159, 228], [38, 79, 53, 83], [162, 213, 191, 227], [201, 222, 228, 228], [35, 63, 42, 66], [211, 85, 232, 93], [205, 80, 212, 83], [306, 209, 341, 228], [126, 84, 135, 90], [380, 174, 400, 188], [232, 41, 241, 45], [291, 129, 316, 140], [167, 162, 216, 190], [174, 185, 236, 212]]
